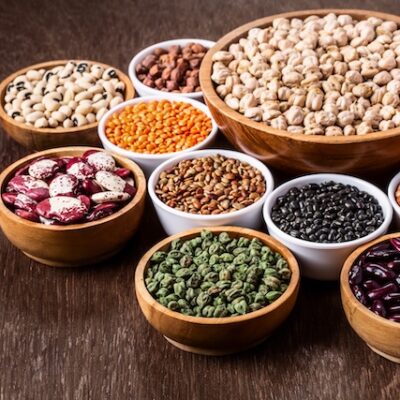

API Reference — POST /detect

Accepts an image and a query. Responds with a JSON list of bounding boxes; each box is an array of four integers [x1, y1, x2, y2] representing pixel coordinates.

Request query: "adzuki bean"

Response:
[[349, 238, 400, 322]]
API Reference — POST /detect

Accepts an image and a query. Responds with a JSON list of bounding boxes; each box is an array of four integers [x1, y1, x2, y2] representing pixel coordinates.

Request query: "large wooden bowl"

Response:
[[341, 233, 400, 363], [200, 9, 400, 175], [135, 226, 300, 355], [0, 60, 135, 150], [0, 147, 146, 267]]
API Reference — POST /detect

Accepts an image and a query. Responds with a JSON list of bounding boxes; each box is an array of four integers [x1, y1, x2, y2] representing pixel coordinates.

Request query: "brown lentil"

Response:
[[136, 43, 208, 93], [155, 154, 266, 214], [105, 100, 212, 154]]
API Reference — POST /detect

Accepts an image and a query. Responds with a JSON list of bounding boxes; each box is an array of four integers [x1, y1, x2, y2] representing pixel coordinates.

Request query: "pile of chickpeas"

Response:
[[211, 13, 400, 136]]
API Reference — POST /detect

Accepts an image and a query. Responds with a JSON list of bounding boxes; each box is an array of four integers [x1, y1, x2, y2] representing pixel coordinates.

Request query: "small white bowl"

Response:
[[128, 38, 215, 100], [263, 174, 393, 281], [148, 149, 274, 235], [98, 95, 218, 176], [388, 171, 400, 229]]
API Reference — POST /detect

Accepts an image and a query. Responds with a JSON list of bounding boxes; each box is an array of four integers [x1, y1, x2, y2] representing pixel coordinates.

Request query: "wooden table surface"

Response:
[[0, 1, 399, 399]]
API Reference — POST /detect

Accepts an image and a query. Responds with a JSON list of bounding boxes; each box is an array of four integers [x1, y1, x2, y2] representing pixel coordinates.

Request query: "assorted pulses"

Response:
[[349, 238, 400, 323], [155, 154, 266, 214], [104, 100, 212, 154], [271, 181, 384, 243], [135, 43, 208, 93], [2, 150, 136, 224], [145, 230, 291, 317], [4, 61, 125, 128]]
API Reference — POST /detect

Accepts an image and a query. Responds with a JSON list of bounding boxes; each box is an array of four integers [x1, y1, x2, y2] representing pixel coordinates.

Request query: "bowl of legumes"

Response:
[[135, 226, 300, 355], [148, 149, 274, 235], [263, 174, 392, 280], [98, 95, 218, 175], [388, 171, 400, 228], [200, 9, 400, 175], [129, 38, 215, 99], [0, 147, 146, 267], [341, 233, 400, 363], [0, 60, 134, 150]]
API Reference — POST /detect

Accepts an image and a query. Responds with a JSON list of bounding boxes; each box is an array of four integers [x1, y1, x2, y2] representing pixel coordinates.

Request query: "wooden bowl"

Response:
[[0, 60, 135, 150], [135, 226, 300, 355], [340, 233, 400, 363], [0, 147, 146, 267], [199, 9, 400, 175]]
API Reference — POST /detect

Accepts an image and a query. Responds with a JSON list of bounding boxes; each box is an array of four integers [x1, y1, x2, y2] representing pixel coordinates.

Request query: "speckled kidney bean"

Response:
[[349, 238, 400, 322], [1, 150, 136, 225]]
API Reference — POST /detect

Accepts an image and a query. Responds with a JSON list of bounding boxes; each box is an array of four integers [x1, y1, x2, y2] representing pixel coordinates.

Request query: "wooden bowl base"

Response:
[[367, 344, 400, 363], [164, 335, 268, 356], [22, 247, 123, 267]]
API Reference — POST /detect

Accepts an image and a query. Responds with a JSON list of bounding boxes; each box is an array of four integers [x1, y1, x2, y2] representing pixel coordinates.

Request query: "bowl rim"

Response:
[[97, 95, 218, 160], [388, 171, 400, 216], [0, 146, 146, 231], [263, 173, 393, 250], [199, 8, 400, 144], [128, 38, 216, 99], [147, 148, 274, 220], [340, 232, 400, 329], [0, 59, 135, 135], [135, 226, 300, 325]]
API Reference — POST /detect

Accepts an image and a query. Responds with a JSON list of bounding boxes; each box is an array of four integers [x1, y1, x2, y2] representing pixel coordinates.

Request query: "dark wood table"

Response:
[[0, 1, 399, 399]]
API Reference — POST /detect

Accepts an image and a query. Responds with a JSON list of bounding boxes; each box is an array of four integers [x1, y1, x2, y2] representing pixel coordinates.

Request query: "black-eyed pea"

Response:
[[96, 107, 108, 121], [21, 99, 33, 110], [68, 100, 78, 110], [32, 103, 45, 112], [109, 96, 123, 108], [44, 99, 60, 112], [48, 117, 58, 128], [4, 103, 12, 113], [102, 68, 117, 81], [26, 111, 44, 124], [12, 98, 22, 110], [63, 118, 74, 128], [91, 65, 103, 79], [92, 93, 103, 102], [63, 89, 75, 103], [51, 111, 67, 123], [22, 108, 33, 118], [86, 113, 96, 124], [34, 117, 49, 128], [74, 90, 91, 102], [88, 84, 103, 95], [58, 105, 72, 117], [92, 99, 108, 112], [71, 113, 87, 127], [26, 69, 42, 81]]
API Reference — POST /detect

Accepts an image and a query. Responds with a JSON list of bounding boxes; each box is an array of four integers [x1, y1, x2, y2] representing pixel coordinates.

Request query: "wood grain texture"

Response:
[[0, 0, 399, 399], [0, 61, 135, 150], [200, 9, 400, 175]]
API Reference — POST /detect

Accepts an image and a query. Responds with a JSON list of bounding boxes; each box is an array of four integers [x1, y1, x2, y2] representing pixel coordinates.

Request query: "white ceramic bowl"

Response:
[[148, 149, 274, 235], [98, 95, 218, 176], [263, 174, 393, 281], [388, 171, 400, 229], [128, 38, 215, 100]]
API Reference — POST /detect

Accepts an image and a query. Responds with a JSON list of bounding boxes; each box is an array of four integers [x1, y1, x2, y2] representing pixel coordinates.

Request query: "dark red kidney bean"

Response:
[[81, 179, 102, 195], [2, 192, 17, 205], [114, 168, 131, 178], [352, 285, 368, 305], [86, 202, 118, 221], [383, 292, 400, 304], [349, 264, 363, 285], [124, 183, 137, 197], [370, 242, 391, 252], [15, 209, 39, 222], [388, 314, 400, 322], [386, 259, 400, 272], [365, 264, 396, 281], [388, 304, 400, 313], [25, 188, 49, 202], [365, 249, 398, 260], [390, 238, 400, 252], [371, 300, 387, 318], [367, 283, 398, 301], [362, 280, 381, 291]]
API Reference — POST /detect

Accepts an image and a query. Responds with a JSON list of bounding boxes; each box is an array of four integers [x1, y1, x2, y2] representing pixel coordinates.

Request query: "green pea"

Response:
[[196, 292, 211, 308], [234, 299, 248, 315], [171, 239, 182, 250], [151, 251, 167, 262], [179, 254, 192, 267], [266, 291, 282, 302], [218, 232, 231, 244], [167, 301, 179, 311], [147, 281, 158, 294], [175, 268, 192, 278], [173, 281, 186, 297]]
